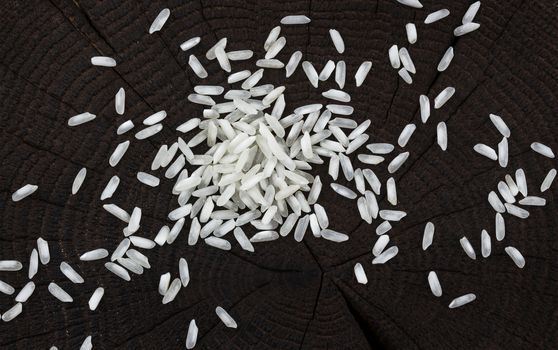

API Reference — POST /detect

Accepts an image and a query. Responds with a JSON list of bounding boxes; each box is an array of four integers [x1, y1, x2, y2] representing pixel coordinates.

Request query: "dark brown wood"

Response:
[[1, 0, 557, 348]]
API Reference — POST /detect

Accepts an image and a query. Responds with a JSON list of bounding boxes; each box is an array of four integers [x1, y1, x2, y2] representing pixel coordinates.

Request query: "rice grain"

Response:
[[149, 8, 170, 34], [12, 184, 38, 201], [354, 263, 368, 284], [48, 282, 73, 302]]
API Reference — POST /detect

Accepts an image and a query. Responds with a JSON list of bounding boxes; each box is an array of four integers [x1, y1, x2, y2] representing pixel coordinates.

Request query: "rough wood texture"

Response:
[[1, 0, 557, 349]]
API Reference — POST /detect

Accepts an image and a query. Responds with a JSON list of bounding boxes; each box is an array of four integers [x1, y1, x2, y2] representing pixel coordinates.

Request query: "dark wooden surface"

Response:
[[1, 0, 557, 349]]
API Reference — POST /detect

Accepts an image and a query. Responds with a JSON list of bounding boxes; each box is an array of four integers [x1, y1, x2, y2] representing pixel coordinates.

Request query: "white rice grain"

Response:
[[206, 38, 227, 60], [495, 213, 505, 241], [396, 0, 423, 8], [388, 45, 400, 69], [437, 122, 448, 150], [0, 260, 22, 271], [251, 230, 280, 243], [387, 177, 397, 205], [0, 280, 15, 295], [481, 229, 491, 258], [188, 55, 208, 78], [68, 112, 97, 127], [180, 37, 201, 51], [515, 168, 528, 196], [286, 51, 303, 78], [319, 60, 336, 81], [278, 213, 297, 237], [423, 222, 434, 250], [473, 144, 497, 161], [15, 281, 35, 302], [105, 262, 131, 281], [320, 229, 349, 242], [177, 118, 201, 133], [338, 153, 354, 180], [101, 175, 120, 200], [37, 237, 50, 265], [505, 203, 529, 219], [388, 152, 410, 173], [80, 249, 108, 261], [354, 263, 368, 284], [2, 303, 22, 322], [398, 123, 416, 147], [376, 221, 392, 235], [186, 319, 198, 349], [91, 56, 116, 67], [505, 174, 519, 196], [12, 184, 38, 202], [159, 273, 171, 295], [459, 236, 476, 260], [335, 61, 346, 89], [372, 235, 389, 256], [227, 50, 253, 61], [109, 141, 130, 167], [111, 238, 131, 261], [215, 46, 232, 72], [115, 87, 125, 115], [363, 169, 381, 194], [398, 47, 416, 74], [425, 9, 450, 24], [449, 293, 476, 308], [497, 181, 515, 203], [379, 210, 407, 221], [489, 114, 510, 138], [205, 237, 232, 250], [265, 37, 286, 59], [346, 135, 369, 154], [329, 29, 345, 53], [60, 262, 84, 284], [463, 1, 481, 24], [143, 110, 167, 125], [488, 191, 505, 213], [126, 249, 151, 268], [280, 15, 311, 25], [228, 70, 251, 84], [149, 8, 170, 34], [454, 23, 480, 36], [434, 87, 455, 109], [233, 227, 255, 252], [498, 138, 508, 167], [367, 143, 394, 154], [372, 246, 398, 264], [162, 278, 182, 304], [264, 26, 281, 51], [216, 306, 238, 328], [137, 172, 160, 187], [72, 168, 87, 195], [28, 249, 38, 279], [89, 287, 104, 311], [398, 68, 413, 84], [302, 61, 319, 88], [406, 23, 417, 44], [541, 169, 556, 192], [531, 142, 555, 158], [241, 69, 264, 90], [357, 197, 372, 223], [428, 271, 442, 297], [48, 282, 73, 302], [355, 61, 372, 87], [437, 47, 454, 72], [505, 246, 525, 268], [419, 95, 430, 123]]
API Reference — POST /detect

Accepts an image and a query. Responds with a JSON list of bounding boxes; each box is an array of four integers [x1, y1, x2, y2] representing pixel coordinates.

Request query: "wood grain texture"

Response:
[[0, 0, 557, 349]]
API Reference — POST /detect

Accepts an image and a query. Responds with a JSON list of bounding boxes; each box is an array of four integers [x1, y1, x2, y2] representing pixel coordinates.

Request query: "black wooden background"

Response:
[[1, 0, 557, 349]]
